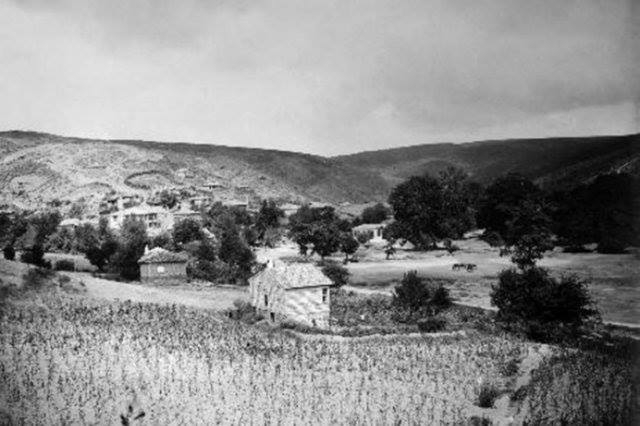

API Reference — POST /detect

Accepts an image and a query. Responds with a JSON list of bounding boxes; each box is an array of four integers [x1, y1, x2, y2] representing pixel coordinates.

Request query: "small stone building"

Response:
[[248, 262, 333, 328], [138, 247, 188, 284], [353, 223, 387, 244]]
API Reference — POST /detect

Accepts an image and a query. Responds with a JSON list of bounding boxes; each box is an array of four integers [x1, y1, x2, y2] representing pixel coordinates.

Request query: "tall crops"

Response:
[[0, 293, 636, 424]]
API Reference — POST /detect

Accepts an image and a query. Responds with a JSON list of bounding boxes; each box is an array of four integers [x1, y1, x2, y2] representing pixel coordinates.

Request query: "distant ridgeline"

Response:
[[0, 131, 637, 208]]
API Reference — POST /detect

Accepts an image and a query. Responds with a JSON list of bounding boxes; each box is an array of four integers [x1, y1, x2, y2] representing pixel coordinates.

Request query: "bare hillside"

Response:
[[0, 131, 389, 208]]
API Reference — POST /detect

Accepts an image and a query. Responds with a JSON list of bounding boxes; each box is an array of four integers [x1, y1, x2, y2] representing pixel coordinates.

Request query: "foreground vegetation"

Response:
[[0, 283, 637, 424]]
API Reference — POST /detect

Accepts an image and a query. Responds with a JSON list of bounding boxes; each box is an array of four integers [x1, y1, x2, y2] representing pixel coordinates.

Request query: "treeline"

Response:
[[385, 167, 639, 254], [0, 200, 287, 284]]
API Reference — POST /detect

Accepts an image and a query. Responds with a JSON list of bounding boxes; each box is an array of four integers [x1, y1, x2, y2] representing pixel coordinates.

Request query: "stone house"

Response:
[[248, 261, 333, 328], [352, 223, 388, 244], [138, 247, 188, 284]]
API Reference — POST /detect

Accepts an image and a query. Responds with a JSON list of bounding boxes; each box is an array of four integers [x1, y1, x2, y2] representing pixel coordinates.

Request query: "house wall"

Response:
[[249, 280, 330, 327], [140, 262, 187, 284]]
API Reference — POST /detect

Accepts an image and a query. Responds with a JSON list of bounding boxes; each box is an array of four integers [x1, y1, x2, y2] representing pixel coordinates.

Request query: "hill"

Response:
[[334, 134, 640, 189], [0, 131, 637, 211], [0, 131, 390, 209]]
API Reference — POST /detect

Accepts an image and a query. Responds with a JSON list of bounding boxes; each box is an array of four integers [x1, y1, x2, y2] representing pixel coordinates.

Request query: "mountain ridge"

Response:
[[0, 130, 637, 210]]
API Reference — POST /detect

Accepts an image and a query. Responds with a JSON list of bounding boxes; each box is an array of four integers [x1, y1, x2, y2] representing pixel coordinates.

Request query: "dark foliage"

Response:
[[172, 218, 202, 245], [54, 259, 75, 271], [288, 205, 349, 258], [255, 200, 284, 233], [110, 218, 147, 280], [339, 233, 359, 262], [321, 261, 350, 287], [75, 219, 119, 272], [3, 246, 15, 261], [20, 245, 47, 267], [416, 316, 446, 333], [550, 173, 639, 252], [388, 167, 477, 249], [360, 203, 390, 224], [22, 267, 55, 290], [476, 383, 501, 408], [481, 231, 504, 247], [478, 173, 543, 240], [491, 267, 599, 342], [217, 217, 255, 284], [393, 270, 452, 314]]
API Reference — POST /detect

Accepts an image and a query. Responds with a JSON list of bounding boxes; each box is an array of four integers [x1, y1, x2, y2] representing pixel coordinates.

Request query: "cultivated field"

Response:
[[0, 288, 636, 424]]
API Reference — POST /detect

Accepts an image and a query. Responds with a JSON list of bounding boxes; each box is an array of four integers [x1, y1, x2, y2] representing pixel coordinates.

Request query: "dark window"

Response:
[[270, 312, 275, 322], [264, 295, 268, 306], [322, 288, 328, 303]]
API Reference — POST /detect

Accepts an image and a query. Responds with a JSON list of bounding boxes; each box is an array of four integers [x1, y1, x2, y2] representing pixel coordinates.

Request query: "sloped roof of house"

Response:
[[352, 223, 387, 232], [138, 247, 188, 264], [249, 262, 333, 289], [59, 218, 81, 227]]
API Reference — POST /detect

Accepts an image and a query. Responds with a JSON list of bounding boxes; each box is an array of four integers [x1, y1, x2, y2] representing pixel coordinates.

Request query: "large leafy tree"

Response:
[[75, 218, 119, 272], [110, 218, 148, 280], [173, 218, 202, 245], [360, 203, 390, 224], [388, 167, 477, 249], [477, 173, 543, 240], [289, 205, 350, 258]]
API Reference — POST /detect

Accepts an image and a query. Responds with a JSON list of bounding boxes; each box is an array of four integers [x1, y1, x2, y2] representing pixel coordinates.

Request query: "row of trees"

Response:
[[384, 167, 638, 254], [1, 199, 289, 284]]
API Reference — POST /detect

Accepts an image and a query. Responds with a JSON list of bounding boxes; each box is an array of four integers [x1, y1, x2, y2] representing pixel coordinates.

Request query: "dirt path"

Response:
[[68, 273, 248, 311]]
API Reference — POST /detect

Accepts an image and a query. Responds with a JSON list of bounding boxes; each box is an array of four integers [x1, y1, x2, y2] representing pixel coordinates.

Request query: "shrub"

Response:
[[417, 316, 446, 333], [394, 271, 430, 311], [321, 261, 350, 287], [429, 285, 452, 312], [22, 267, 55, 289], [476, 382, 501, 408], [491, 267, 599, 342], [20, 246, 45, 266], [227, 299, 263, 324], [54, 259, 75, 271], [394, 271, 452, 314], [3, 246, 15, 260]]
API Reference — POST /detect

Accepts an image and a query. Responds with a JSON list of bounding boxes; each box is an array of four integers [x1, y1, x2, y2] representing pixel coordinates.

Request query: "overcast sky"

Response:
[[0, 0, 637, 155]]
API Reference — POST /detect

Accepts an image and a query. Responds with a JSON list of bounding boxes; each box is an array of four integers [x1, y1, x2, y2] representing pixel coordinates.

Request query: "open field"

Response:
[[1, 287, 636, 424], [342, 239, 640, 325]]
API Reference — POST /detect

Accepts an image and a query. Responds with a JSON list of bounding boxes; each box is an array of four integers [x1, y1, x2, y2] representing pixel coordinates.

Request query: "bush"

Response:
[[491, 267, 599, 342], [54, 259, 75, 271], [394, 271, 452, 313], [3, 246, 15, 260], [20, 246, 45, 266], [22, 267, 55, 289], [476, 382, 501, 408], [417, 316, 446, 333], [227, 299, 264, 324], [321, 261, 350, 287]]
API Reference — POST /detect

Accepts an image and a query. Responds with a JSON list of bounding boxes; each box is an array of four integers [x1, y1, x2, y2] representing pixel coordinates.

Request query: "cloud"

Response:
[[0, 0, 637, 155]]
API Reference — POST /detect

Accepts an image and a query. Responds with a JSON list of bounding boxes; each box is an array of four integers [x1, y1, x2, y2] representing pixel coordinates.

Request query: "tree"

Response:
[[492, 267, 598, 342], [256, 200, 284, 233], [477, 173, 542, 240], [218, 217, 255, 284], [360, 203, 390, 224], [173, 218, 202, 245], [45, 227, 76, 253], [288, 205, 348, 258], [75, 219, 118, 272], [149, 232, 174, 250], [502, 199, 554, 269], [158, 190, 178, 209], [339, 233, 359, 263], [388, 167, 477, 249], [110, 218, 147, 280], [3, 246, 15, 260], [393, 271, 431, 311]]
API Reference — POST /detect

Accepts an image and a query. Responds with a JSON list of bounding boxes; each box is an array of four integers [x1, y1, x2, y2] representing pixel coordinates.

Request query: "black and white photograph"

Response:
[[0, 0, 638, 424]]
